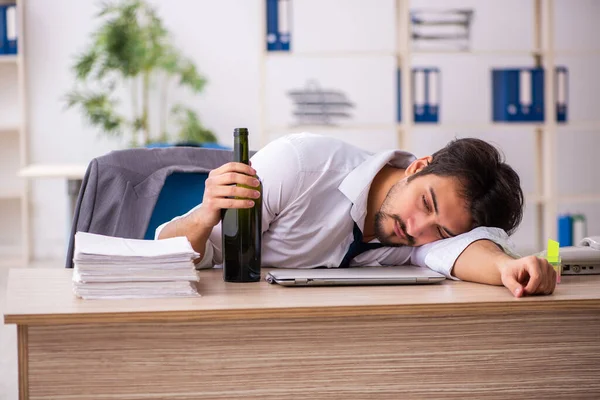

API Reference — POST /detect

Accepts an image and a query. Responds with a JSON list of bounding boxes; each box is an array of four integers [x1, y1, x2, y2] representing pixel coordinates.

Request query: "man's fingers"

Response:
[[202, 161, 261, 214], [206, 185, 261, 200], [502, 273, 525, 298], [523, 257, 542, 294], [204, 197, 255, 210], [209, 162, 256, 178], [501, 256, 557, 298], [550, 268, 557, 293], [542, 261, 557, 294], [520, 257, 558, 295], [206, 172, 260, 188]]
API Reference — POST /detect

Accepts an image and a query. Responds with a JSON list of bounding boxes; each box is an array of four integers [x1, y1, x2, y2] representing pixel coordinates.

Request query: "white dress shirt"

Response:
[[156, 133, 517, 279]]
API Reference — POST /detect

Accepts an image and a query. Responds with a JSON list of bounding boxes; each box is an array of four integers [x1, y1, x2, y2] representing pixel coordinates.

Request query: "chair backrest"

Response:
[[65, 146, 240, 268], [143, 171, 208, 239]]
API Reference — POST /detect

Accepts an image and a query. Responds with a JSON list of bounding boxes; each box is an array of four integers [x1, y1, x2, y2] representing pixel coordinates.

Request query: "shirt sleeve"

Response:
[[250, 135, 304, 235], [154, 204, 199, 240], [154, 203, 216, 270], [155, 135, 304, 268], [410, 226, 520, 280]]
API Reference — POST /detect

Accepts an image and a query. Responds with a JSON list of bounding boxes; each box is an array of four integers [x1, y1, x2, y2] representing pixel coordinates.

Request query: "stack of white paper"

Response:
[[73, 232, 201, 300]]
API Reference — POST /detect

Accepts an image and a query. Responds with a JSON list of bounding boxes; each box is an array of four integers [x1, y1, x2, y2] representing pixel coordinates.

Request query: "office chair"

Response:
[[65, 146, 237, 268]]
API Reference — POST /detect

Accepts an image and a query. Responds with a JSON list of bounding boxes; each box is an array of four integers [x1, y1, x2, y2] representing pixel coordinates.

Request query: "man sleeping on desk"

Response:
[[156, 133, 556, 298]]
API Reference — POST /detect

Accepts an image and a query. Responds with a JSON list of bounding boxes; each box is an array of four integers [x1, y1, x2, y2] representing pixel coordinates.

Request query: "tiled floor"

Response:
[[1, 260, 63, 400]]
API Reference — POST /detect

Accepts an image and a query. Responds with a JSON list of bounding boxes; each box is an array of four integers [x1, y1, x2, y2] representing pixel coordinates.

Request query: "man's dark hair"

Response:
[[408, 137, 524, 235]]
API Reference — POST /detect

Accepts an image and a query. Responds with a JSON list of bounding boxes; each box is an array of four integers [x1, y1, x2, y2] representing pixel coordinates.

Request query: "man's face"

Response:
[[374, 173, 473, 247]]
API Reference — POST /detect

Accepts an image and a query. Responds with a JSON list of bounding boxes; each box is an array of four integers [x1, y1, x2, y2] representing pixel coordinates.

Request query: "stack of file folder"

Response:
[[73, 232, 201, 300]]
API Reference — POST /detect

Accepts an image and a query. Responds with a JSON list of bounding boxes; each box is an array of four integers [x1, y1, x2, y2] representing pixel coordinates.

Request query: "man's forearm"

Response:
[[158, 208, 213, 262], [452, 239, 514, 285]]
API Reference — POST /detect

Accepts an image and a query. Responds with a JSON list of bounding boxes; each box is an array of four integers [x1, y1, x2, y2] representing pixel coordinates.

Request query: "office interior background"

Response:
[[0, 0, 599, 397], [0, 0, 598, 261]]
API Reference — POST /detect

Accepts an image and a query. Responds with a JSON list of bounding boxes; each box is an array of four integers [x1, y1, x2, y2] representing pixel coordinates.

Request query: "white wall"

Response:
[[25, 0, 262, 259], [23, 0, 600, 260]]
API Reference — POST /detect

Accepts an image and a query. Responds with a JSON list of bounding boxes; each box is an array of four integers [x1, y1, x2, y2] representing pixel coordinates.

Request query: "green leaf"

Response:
[[132, 117, 145, 132], [177, 60, 206, 93], [64, 90, 125, 135], [171, 104, 217, 144], [157, 48, 180, 74], [73, 48, 100, 81]]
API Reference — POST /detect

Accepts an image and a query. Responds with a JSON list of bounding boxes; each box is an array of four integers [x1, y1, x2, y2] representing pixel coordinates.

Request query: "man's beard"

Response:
[[373, 178, 416, 247], [374, 212, 415, 247]]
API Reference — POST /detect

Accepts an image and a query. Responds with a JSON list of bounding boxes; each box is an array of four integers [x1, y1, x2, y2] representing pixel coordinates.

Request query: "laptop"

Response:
[[265, 266, 446, 287]]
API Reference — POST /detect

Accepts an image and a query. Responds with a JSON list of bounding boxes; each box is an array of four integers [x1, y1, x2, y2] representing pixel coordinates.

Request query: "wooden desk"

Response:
[[4, 268, 600, 399]]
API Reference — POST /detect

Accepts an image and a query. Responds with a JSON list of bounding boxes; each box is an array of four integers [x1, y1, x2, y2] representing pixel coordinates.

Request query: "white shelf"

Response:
[[558, 194, 600, 205], [267, 122, 567, 133], [0, 244, 25, 267], [554, 49, 600, 57], [525, 194, 544, 205], [556, 122, 600, 132], [0, 124, 20, 133], [266, 124, 397, 133], [264, 49, 554, 58], [0, 255, 25, 268], [265, 50, 397, 58], [0, 55, 18, 64], [410, 122, 545, 130], [410, 122, 599, 131], [522, 195, 600, 208], [0, 191, 22, 200], [411, 49, 544, 56], [19, 164, 88, 180]]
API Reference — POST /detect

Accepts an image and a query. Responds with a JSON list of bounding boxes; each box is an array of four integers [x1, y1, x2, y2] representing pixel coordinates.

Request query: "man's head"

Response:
[[374, 138, 524, 247]]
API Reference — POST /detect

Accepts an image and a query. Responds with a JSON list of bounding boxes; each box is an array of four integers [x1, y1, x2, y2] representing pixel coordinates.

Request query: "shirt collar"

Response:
[[338, 150, 416, 230]]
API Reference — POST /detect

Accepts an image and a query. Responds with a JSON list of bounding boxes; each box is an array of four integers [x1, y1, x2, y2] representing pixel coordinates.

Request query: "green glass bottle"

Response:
[[221, 128, 262, 282]]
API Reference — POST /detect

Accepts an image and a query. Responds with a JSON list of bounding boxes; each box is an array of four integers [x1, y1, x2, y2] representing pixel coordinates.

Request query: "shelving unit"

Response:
[[0, 0, 29, 265], [399, 0, 590, 251], [0, 53, 17, 63], [258, 0, 599, 254], [558, 194, 600, 204]]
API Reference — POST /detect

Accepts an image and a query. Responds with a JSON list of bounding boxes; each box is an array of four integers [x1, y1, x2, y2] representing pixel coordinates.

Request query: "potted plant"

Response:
[[65, 0, 218, 147]]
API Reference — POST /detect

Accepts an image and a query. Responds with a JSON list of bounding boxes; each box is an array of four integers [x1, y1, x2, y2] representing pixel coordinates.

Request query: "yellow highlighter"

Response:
[[546, 239, 561, 284]]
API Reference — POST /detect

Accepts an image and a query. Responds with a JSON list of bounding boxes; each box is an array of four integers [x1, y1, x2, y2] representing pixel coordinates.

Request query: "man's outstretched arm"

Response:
[[452, 239, 557, 297]]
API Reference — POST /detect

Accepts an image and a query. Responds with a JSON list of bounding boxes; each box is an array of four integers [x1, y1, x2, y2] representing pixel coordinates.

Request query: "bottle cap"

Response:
[[234, 128, 249, 137]]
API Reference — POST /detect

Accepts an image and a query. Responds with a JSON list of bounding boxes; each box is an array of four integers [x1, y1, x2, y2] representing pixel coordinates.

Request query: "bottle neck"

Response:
[[234, 134, 250, 165]]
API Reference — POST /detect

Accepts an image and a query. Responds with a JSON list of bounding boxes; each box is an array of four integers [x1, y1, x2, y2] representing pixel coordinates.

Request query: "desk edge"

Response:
[[5, 299, 600, 326]]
